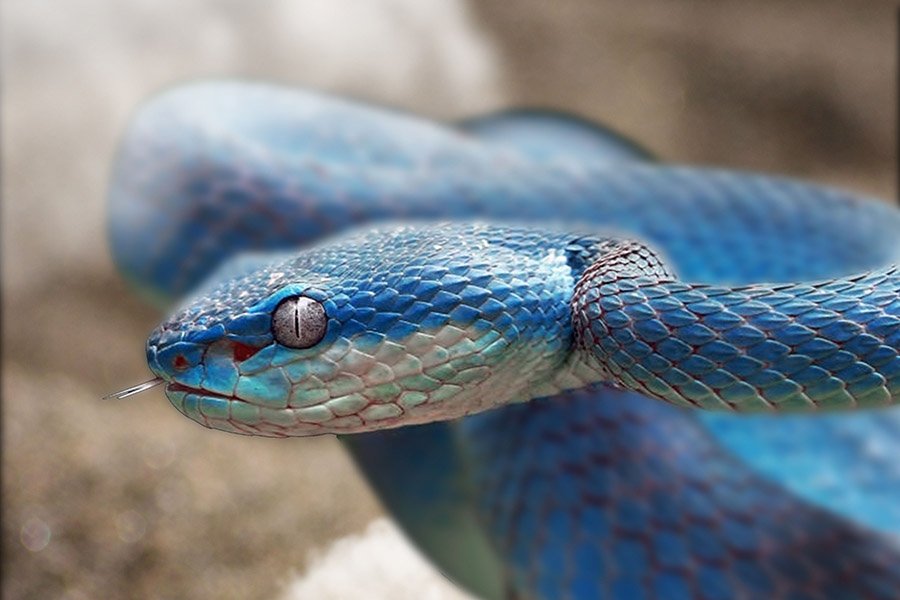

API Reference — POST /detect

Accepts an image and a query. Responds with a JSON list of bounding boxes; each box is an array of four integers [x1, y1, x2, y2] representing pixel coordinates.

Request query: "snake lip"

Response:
[[166, 382, 242, 402]]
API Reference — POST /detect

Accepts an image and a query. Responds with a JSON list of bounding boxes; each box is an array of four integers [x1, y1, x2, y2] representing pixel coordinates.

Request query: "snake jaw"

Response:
[[162, 382, 337, 437]]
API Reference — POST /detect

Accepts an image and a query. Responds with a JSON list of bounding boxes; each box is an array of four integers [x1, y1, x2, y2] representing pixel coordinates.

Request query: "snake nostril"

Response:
[[232, 342, 261, 362]]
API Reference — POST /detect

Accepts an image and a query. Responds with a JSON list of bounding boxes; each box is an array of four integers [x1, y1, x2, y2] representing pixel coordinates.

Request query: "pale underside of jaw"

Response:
[[165, 382, 352, 437], [164, 381, 451, 437]]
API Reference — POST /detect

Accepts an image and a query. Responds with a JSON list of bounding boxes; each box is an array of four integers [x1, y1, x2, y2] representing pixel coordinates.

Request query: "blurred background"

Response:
[[3, 0, 897, 598]]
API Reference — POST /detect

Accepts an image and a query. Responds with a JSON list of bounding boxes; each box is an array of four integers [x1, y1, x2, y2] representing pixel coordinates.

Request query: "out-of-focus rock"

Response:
[[281, 519, 473, 600]]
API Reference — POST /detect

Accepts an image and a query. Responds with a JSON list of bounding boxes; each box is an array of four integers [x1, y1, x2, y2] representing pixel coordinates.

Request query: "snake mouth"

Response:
[[166, 382, 244, 402]]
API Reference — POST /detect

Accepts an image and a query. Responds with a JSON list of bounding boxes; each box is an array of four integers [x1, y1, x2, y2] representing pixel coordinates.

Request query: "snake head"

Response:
[[145, 223, 596, 437]]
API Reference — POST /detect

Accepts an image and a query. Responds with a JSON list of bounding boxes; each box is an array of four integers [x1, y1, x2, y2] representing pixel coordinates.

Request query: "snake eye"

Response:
[[271, 296, 327, 349]]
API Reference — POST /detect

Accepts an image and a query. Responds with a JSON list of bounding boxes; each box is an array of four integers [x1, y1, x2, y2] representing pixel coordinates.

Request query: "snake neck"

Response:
[[541, 239, 676, 397]]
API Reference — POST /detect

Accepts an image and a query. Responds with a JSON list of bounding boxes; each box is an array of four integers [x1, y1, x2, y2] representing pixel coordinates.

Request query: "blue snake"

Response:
[[109, 81, 900, 599]]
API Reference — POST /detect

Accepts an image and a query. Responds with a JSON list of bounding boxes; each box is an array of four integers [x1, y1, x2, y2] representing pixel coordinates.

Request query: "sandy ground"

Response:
[[4, 1, 898, 598]]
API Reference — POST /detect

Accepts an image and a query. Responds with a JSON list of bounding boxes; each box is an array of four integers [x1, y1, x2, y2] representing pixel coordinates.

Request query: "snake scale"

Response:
[[109, 81, 900, 599]]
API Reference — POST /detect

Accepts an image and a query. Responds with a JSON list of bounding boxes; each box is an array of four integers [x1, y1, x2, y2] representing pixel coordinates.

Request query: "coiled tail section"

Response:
[[572, 246, 900, 412]]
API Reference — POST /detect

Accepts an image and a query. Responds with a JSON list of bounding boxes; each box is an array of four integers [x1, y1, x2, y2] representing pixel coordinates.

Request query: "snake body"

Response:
[[111, 82, 900, 598]]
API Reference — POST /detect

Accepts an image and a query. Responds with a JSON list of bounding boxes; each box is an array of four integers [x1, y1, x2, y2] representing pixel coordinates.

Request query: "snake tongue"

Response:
[[103, 377, 165, 400]]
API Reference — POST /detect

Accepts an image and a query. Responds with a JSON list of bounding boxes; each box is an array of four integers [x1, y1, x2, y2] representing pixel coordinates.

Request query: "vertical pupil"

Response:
[[272, 295, 326, 349]]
